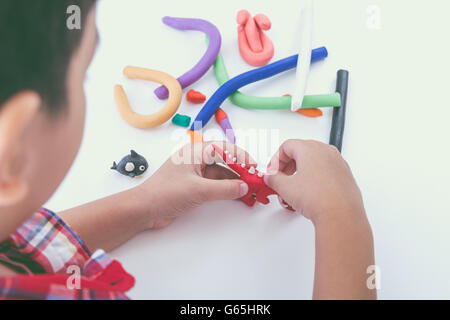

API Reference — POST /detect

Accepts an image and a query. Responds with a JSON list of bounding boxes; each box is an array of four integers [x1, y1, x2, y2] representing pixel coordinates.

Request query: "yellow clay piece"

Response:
[[114, 66, 182, 128]]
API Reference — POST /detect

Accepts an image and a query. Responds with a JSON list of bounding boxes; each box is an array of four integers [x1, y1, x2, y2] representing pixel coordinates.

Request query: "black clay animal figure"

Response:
[[111, 150, 148, 178]]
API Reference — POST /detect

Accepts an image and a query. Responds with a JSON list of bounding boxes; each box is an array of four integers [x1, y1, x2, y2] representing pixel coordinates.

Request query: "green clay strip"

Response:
[[212, 52, 341, 110]]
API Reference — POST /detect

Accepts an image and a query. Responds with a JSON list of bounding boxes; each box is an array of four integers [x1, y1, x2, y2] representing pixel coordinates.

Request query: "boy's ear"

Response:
[[0, 91, 41, 206]]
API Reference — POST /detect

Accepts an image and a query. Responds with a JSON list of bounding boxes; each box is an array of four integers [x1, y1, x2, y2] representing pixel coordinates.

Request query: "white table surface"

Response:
[[46, 0, 450, 299]]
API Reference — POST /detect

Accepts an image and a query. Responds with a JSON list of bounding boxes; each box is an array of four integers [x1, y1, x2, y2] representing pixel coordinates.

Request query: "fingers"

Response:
[[173, 141, 257, 168], [267, 139, 304, 173], [264, 171, 291, 197], [264, 171, 301, 212], [280, 159, 297, 175], [203, 141, 257, 168], [264, 140, 307, 209], [199, 178, 249, 201]]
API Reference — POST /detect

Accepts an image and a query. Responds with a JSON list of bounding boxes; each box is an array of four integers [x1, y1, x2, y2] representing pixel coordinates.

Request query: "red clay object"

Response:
[[212, 144, 277, 207], [186, 89, 206, 104], [214, 108, 227, 123]]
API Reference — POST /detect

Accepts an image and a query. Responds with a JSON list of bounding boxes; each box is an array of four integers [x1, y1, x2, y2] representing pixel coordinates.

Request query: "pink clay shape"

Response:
[[236, 10, 274, 66], [237, 9, 250, 25], [254, 14, 271, 30], [244, 17, 263, 52]]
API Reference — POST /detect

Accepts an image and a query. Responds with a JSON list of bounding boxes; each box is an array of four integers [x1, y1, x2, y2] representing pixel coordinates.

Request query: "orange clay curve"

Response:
[[114, 66, 182, 129]]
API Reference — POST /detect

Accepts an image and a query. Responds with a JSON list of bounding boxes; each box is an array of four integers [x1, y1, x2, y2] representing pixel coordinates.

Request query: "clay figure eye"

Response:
[[139, 165, 146, 171]]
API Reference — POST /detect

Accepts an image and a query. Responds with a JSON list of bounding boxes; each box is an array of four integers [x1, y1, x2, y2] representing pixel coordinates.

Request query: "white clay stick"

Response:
[[291, 0, 314, 111]]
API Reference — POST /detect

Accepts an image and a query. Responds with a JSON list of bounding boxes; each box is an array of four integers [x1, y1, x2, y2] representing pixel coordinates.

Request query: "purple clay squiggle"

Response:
[[154, 17, 222, 100]]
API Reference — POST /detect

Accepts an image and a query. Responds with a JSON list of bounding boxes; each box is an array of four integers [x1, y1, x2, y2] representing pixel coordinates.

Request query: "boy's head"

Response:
[[0, 1, 97, 239]]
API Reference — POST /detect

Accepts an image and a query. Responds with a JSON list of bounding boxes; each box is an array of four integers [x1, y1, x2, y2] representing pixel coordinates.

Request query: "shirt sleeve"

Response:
[[6, 208, 92, 274], [0, 208, 135, 300], [0, 275, 131, 300]]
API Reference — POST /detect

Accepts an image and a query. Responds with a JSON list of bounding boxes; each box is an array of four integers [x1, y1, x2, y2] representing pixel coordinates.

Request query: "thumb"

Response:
[[264, 171, 291, 196], [199, 179, 249, 201]]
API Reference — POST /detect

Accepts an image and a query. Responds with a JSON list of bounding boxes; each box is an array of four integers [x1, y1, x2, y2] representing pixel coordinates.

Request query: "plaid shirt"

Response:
[[0, 208, 135, 300]]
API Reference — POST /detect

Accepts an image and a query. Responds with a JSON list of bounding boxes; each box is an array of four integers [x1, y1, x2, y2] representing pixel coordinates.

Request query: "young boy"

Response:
[[0, 1, 375, 299]]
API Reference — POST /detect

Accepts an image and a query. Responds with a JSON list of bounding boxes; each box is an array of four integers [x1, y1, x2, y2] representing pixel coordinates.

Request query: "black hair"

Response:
[[0, 0, 96, 113]]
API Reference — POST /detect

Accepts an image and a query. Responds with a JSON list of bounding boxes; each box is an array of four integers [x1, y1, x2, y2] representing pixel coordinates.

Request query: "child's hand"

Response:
[[136, 142, 254, 229], [265, 140, 376, 299], [265, 139, 365, 224]]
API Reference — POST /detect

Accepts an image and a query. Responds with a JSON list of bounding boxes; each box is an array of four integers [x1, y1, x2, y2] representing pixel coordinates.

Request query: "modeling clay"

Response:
[[212, 144, 276, 207], [154, 17, 221, 99], [297, 108, 323, 117], [114, 66, 182, 129], [191, 47, 329, 131], [111, 150, 148, 178], [213, 51, 340, 110], [172, 114, 191, 127], [329, 70, 349, 152], [291, 0, 314, 111], [283, 94, 322, 117], [187, 129, 203, 143], [237, 10, 274, 66], [214, 108, 236, 144], [186, 89, 206, 104]]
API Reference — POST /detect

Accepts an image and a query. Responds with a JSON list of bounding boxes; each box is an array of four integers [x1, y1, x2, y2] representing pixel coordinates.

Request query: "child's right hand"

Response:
[[265, 139, 366, 224]]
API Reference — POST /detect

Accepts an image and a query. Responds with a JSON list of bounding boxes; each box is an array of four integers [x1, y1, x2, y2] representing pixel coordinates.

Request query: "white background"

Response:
[[46, 0, 450, 299]]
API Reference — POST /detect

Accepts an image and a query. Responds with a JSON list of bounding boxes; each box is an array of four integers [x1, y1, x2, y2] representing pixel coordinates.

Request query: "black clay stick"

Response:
[[329, 69, 349, 152]]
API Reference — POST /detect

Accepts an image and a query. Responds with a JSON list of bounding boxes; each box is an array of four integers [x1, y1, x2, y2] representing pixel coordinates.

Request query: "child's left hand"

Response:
[[134, 142, 255, 229]]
